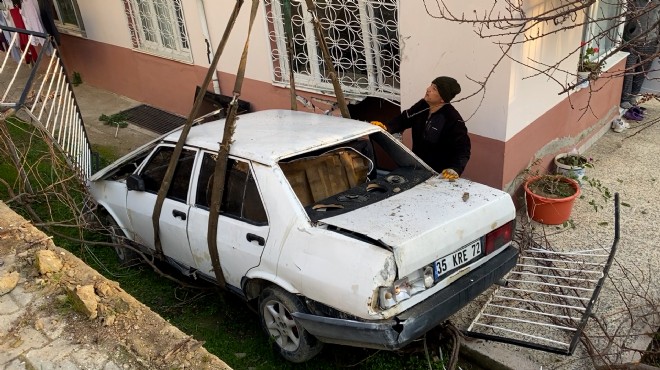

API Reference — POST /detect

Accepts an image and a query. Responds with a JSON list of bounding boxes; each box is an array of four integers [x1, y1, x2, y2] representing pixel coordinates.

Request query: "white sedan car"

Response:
[[88, 109, 518, 363]]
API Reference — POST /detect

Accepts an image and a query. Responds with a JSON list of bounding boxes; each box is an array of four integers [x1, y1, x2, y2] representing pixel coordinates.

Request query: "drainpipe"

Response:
[[197, 0, 221, 94]]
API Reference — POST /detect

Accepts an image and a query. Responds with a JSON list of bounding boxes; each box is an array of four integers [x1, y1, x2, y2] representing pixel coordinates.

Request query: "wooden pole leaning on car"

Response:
[[151, 0, 245, 282], [303, 0, 350, 118], [206, 0, 260, 288]]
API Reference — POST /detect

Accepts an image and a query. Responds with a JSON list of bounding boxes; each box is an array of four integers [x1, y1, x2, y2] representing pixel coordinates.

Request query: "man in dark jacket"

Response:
[[385, 76, 471, 178]]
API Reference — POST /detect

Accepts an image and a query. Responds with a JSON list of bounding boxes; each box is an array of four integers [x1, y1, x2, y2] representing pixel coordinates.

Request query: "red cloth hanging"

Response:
[[9, 7, 38, 64]]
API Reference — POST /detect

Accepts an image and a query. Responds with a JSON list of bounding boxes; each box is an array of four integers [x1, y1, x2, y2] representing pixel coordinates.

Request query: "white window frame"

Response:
[[52, 0, 86, 37], [583, 0, 626, 63], [264, 0, 400, 101], [126, 0, 192, 63]]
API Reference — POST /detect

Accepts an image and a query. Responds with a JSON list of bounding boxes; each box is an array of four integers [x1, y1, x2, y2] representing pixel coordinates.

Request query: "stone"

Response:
[[67, 285, 98, 319], [34, 318, 45, 331], [103, 314, 116, 326], [95, 281, 114, 297], [0, 271, 19, 295], [35, 250, 63, 274]]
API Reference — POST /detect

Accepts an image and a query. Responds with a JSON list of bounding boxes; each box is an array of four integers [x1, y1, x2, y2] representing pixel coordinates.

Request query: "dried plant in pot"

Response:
[[524, 175, 581, 225]]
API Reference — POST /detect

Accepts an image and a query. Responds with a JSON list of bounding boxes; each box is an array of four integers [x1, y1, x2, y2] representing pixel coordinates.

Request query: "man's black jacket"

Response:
[[387, 99, 471, 175]]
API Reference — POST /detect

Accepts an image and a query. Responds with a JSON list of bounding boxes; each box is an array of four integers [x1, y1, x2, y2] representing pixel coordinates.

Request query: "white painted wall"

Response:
[[75, 0, 273, 82], [75, 1, 599, 143], [199, 0, 273, 82], [400, 1, 585, 142], [76, 1, 132, 48]]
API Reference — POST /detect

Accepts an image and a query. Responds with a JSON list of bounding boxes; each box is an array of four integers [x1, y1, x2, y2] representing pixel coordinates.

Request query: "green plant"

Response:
[[99, 113, 128, 128], [527, 174, 578, 199], [71, 72, 82, 86], [580, 175, 613, 212], [557, 154, 593, 168], [578, 43, 602, 79]]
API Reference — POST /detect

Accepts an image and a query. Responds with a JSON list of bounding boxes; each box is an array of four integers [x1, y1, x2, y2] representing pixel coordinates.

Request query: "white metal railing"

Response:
[[1, 25, 92, 181]]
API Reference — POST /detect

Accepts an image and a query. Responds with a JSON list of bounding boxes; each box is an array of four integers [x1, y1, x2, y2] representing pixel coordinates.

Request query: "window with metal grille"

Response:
[[52, 0, 85, 36], [123, 0, 192, 62], [263, 0, 400, 101]]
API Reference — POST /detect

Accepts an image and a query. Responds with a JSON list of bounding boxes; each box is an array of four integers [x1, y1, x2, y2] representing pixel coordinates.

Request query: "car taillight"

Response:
[[484, 221, 514, 255]]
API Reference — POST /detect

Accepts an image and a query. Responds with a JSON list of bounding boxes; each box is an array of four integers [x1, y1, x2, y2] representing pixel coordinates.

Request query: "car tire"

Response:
[[104, 215, 141, 267], [258, 286, 323, 363]]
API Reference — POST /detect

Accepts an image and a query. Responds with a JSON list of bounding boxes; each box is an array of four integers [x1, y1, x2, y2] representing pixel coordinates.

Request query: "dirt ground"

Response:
[[0, 202, 231, 369]]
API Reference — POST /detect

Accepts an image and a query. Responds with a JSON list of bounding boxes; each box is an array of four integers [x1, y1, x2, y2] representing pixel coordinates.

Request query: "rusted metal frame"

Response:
[[302, 0, 350, 118], [282, 0, 298, 110], [206, 0, 260, 289], [151, 0, 245, 259]]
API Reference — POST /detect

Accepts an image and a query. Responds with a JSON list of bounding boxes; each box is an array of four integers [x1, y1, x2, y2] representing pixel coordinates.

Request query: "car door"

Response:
[[187, 152, 269, 288], [126, 145, 198, 269]]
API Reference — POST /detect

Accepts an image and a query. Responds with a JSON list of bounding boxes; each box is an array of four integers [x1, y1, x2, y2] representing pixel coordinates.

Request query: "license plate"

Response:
[[433, 239, 482, 280]]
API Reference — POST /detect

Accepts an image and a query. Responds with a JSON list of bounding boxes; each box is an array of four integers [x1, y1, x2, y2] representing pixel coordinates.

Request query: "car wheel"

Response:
[[104, 215, 141, 267], [258, 286, 323, 363]]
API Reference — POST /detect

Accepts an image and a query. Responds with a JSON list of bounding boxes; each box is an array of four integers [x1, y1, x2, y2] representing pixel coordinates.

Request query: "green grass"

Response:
[[0, 118, 456, 370]]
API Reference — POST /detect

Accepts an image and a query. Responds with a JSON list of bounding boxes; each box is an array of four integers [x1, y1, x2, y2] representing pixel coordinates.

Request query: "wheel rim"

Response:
[[263, 299, 300, 351]]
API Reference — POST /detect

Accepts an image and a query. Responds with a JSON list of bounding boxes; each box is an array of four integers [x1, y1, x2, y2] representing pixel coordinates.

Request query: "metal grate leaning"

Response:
[[465, 194, 620, 355]]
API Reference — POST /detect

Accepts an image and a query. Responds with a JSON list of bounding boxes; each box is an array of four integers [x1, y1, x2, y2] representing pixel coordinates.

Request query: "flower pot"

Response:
[[524, 176, 581, 225], [554, 153, 588, 183], [577, 71, 590, 88]]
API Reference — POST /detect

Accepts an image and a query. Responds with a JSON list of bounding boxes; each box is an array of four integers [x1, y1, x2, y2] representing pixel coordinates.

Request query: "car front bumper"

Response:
[[292, 245, 518, 350]]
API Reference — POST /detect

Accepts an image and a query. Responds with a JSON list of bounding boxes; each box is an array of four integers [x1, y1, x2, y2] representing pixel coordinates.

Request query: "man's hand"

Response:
[[370, 121, 387, 130], [441, 168, 459, 180]]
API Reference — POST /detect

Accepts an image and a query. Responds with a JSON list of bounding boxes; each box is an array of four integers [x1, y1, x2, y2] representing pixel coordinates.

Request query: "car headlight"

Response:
[[378, 266, 435, 309]]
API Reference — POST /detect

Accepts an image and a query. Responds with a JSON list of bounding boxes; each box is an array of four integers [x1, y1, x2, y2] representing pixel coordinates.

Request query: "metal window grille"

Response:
[[264, 0, 400, 101], [124, 0, 192, 62]]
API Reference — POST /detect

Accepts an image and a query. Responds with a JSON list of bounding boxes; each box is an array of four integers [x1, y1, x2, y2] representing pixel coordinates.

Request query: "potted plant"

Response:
[[524, 174, 581, 225], [554, 152, 592, 183], [577, 43, 602, 85]]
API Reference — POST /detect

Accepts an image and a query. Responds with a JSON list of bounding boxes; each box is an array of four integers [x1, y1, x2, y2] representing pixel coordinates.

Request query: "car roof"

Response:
[[164, 109, 380, 165]]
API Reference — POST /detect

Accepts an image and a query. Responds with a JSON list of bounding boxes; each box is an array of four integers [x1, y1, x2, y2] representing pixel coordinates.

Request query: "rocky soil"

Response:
[[0, 202, 231, 369]]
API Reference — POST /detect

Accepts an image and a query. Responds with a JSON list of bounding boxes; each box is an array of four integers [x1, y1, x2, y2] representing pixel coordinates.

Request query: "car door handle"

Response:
[[246, 233, 265, 246], [172, 210, 187, 220]]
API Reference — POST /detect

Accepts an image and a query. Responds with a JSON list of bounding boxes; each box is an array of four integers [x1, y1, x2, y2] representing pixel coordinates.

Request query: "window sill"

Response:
[[573, 51, 629, 92], [600, 51, 628, 72], [131, 48, 194, 65], [55, 25, 86, 39]]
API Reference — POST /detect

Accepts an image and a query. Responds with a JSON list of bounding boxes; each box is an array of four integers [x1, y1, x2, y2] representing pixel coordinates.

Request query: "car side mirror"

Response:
[[126, 174, 145, 191]]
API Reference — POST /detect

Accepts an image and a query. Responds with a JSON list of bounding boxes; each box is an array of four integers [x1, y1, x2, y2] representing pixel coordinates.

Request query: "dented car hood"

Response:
[[319, 177, 515, 277]]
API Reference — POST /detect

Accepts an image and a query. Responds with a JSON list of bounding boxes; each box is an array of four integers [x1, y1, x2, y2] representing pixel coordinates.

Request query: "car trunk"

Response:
[[318, 176, 515, 277]]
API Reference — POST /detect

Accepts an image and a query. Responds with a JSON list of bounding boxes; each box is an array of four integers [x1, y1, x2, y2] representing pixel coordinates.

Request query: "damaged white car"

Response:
[[88, 109, 518, 363]]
